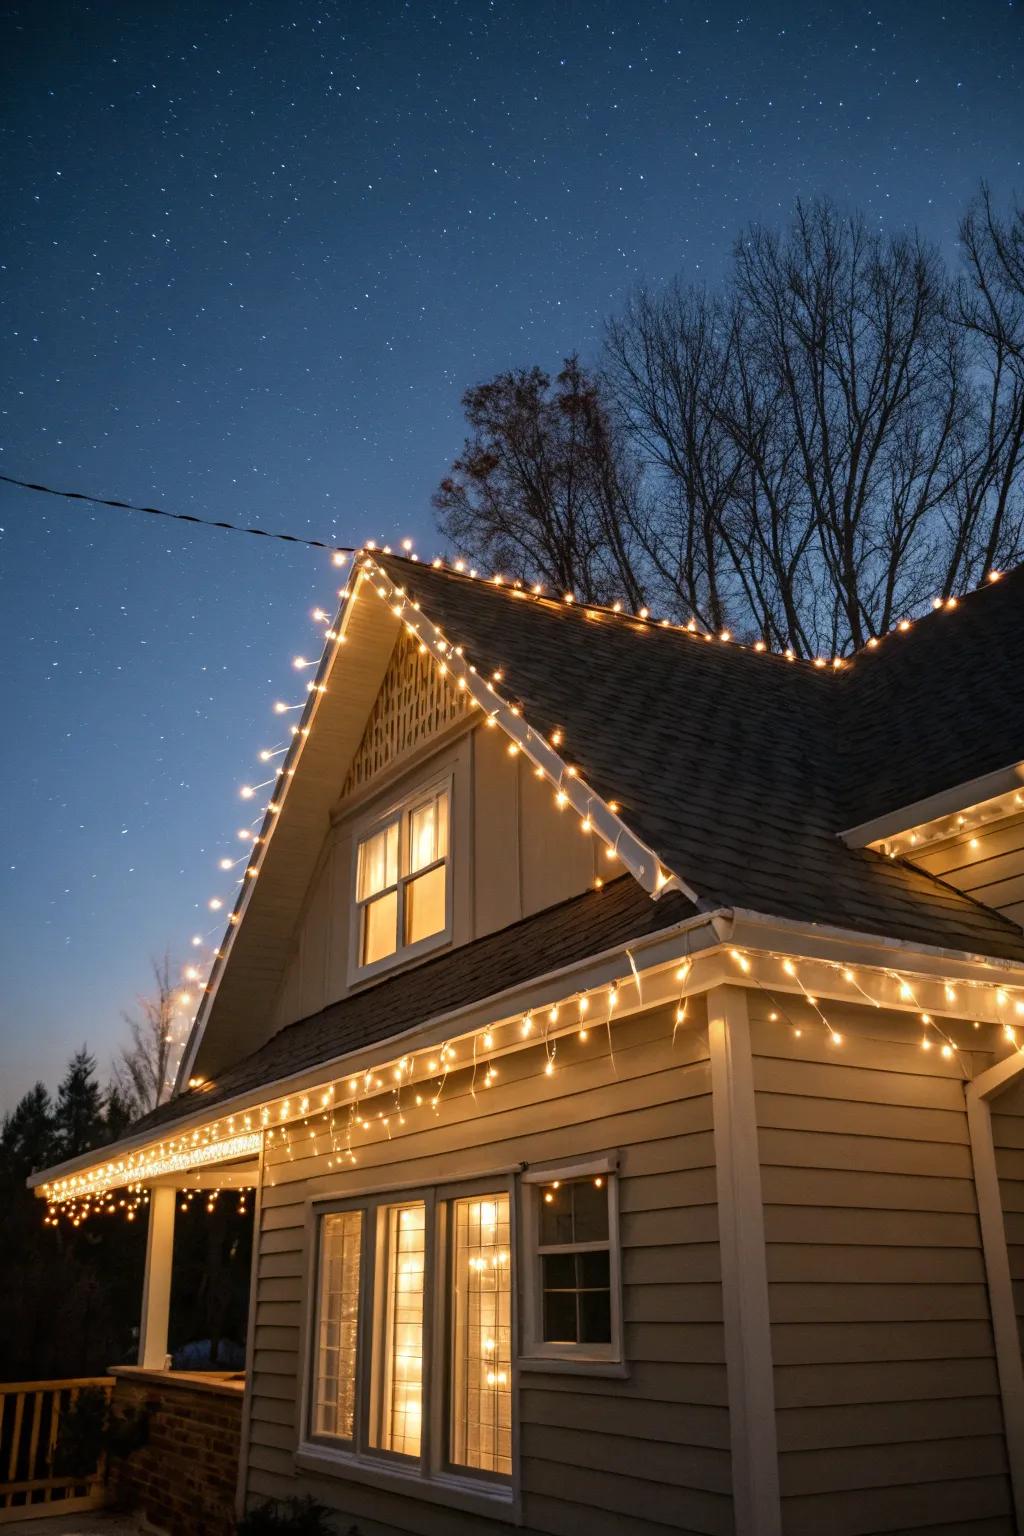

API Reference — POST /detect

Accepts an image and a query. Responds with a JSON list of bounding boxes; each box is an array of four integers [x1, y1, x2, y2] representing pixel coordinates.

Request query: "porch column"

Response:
[[138, 1184, 176, 1369], [708, 984, 782, 1536]]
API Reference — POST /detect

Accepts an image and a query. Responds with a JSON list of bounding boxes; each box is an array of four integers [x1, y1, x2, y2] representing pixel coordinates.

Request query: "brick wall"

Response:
[[109, 1370, 244, 1536]]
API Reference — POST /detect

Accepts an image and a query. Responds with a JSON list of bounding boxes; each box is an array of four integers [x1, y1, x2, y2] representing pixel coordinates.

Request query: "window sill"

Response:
[[348, 928, 453, 991], [516, 1354, 629, 1379], [295, 1444, 517, 1521]]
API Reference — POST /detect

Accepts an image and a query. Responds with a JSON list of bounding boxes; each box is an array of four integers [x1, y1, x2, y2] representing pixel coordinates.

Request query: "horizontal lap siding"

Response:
[[992, 1076, 1024, 1360], [909, 813, 1024, 930], [246, 999, 729, 1536], [750, 997, 1015, 1536]]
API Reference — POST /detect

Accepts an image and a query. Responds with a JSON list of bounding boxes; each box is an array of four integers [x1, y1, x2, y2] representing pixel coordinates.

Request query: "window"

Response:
[[374, 1203, 426, 1457], [312, 1211, 362, 1439], [354, 784, 451, 975], [305, 1183, 514, 1501], [521, 1162, 622, 1368], [450, 1195, 512, 1475]]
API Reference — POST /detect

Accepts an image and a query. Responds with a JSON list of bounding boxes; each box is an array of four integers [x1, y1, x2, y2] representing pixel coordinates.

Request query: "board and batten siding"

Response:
[[992, 1074, 1024, 1365], [907, 812, 1024, 931], [243, 998, 731, 1536], [749, 993, 1015, 1536], [268, 719, 603, 1036]]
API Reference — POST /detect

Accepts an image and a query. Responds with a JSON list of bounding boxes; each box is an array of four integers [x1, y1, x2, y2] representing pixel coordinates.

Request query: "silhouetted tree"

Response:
[[1, 1083, 56, 1181], [433, 356, 648, 607], [113, 954, 179, 1118], [53, 1049, 106, 1161], [437, 190, 1024, 655]]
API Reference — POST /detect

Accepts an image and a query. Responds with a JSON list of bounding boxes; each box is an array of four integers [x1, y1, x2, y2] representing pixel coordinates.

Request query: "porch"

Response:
[[0, 1371, 245, 1536], [4, 1165, 256, 1534]]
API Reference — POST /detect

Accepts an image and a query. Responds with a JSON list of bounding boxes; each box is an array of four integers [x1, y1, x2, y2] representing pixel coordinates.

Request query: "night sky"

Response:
[[2, 1, 1021, 1111]]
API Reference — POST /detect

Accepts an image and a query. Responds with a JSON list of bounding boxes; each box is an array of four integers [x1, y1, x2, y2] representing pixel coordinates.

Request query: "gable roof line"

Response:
[[377, 552, 1021, 674], [177, 547, 696, 1098], [363, 553, 698, 905], [841, 759, 1024, 848], [175, 571, 364, 1091]]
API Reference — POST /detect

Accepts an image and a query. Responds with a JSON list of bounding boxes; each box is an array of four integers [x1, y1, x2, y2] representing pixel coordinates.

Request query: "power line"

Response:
[[0, 471, 359, 556]]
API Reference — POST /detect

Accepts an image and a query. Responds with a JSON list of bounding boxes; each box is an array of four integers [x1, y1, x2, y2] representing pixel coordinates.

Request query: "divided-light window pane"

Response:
[[450, 1194, 512, 1476], [408, 792, 449, 874], [313, 1211, 362, 1440], [404, 865, 446, 946], [376, 1203, 425, 1458], [358, 821, 399, 899], [538, 1176, 613, 1347], [362, 890, 398, 965]]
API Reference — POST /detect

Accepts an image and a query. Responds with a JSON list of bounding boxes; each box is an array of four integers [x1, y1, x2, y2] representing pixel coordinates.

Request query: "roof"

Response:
[[133, 876, 696, 1135], [43, 555, 1024, 1165], [839, 566, 1024, 826], [370, 552, 1024, 964]]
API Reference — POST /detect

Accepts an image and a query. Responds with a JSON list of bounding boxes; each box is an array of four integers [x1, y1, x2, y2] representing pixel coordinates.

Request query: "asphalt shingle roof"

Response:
[[130, 557, 1024, 1143], [133, 877, 696, 1134], [374, 553, 1024, 964]]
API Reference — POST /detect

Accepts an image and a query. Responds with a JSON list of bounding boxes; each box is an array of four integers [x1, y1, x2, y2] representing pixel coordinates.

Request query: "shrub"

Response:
[[236, 1496, 341, 1534]]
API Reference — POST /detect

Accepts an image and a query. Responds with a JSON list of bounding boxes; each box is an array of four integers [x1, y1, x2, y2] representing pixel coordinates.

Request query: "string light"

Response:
[[51, 535, 1017, 1216]]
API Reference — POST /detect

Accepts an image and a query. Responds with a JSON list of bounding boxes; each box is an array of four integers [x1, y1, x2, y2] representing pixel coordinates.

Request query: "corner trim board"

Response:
[[965, 1072, 1024, 1534], [708, 983, 781, 1536]]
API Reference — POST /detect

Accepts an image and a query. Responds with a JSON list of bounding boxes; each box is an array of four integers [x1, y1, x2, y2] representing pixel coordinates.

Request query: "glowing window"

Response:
[[353, 785, 451, 975], [375, 1202, 426, 1458], [311, 1211, 362, 1440], [450, 1194, 512, 1476]]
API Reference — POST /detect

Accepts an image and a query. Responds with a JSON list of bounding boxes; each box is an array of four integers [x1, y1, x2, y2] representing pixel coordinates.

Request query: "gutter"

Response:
[[28, 905, 729, 1191]]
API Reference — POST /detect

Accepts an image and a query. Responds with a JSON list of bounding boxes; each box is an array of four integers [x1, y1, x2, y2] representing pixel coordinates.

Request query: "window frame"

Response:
[[299, 1174, 519, 1517], [518, 1155, 625, 1375], [348, 774, 454, 985]]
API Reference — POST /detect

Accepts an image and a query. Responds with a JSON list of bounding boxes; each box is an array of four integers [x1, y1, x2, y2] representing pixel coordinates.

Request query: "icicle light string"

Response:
[[184, 537, 1020, 1064], [23, 499, 1016, 1202], [43, 942, 1024, 1224]]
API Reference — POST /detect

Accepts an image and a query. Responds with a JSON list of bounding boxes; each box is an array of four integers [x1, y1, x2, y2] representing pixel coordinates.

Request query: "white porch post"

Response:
[[966, 1062, 1024, 1534], [138, 1184, 176, 1369], [708, 984, 782, 1536]]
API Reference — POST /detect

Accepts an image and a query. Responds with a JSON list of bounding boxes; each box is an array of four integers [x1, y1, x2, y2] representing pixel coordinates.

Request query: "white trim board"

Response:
[[708, 984, 781, 1536]]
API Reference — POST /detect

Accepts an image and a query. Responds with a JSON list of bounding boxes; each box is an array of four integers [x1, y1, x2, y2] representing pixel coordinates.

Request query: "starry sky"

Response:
[[2, 0, 1022, 1113]]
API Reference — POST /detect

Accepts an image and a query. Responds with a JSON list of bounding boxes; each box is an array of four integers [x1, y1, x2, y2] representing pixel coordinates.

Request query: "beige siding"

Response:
[[750, 995, 1015, 1535], [269, 720, 599, 1033], [908, 812, 1024, 929], [244, 999, 729, 1536], [992, 1075, 1024, 1361]]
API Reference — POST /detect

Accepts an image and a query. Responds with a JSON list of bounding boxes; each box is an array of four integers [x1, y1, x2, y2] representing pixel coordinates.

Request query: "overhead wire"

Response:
[[0, 470, 358, 556]]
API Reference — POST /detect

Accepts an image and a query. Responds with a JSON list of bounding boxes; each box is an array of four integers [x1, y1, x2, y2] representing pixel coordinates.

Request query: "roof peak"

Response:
[[374, 548, 1023, 677]]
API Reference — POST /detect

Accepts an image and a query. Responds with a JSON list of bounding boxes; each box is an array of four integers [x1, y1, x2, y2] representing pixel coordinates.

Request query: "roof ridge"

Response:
[[376, 549, 1024, 677]]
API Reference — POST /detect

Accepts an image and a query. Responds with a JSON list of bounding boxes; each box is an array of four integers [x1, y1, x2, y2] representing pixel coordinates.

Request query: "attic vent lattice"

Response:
[[342, 627, 472, 797]]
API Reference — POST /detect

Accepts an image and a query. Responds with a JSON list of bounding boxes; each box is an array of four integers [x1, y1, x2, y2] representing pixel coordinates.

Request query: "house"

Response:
[[27, 551, 1024, 1536]]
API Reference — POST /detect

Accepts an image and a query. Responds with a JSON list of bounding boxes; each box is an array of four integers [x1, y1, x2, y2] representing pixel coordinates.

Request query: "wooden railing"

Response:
[[0, 1378, 114, 1523]]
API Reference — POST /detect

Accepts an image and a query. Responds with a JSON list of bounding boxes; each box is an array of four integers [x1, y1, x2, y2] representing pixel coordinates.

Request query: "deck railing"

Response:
[[0, 1377, 114, 1523]]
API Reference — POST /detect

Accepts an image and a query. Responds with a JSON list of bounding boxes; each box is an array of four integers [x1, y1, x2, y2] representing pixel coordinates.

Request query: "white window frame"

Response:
[[518, 1154, 625, 1376], [348, 773, 454, 985], [298, 1175, 518, 1519]]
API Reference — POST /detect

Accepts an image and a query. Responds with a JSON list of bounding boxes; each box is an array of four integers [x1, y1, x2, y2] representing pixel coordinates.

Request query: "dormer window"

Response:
[[353, 782, 451, 976]]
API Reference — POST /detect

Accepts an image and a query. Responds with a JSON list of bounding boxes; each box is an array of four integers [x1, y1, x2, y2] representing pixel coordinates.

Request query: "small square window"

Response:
[[523, 1167, 621, 1368]]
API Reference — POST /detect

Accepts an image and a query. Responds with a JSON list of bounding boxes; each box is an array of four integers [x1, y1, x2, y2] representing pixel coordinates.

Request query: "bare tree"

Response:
[[432, 357, 647, 606], [435, 192, 1024, 655], [113, 955, 180, 1118], [944, 187, 1024, 587]]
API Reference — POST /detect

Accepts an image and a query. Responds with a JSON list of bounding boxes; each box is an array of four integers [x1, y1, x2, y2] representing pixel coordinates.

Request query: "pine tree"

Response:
[[0, 1083, 55, 1181], [53, 1049, 106, 1161], [104, 1084, 136, 1143]]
